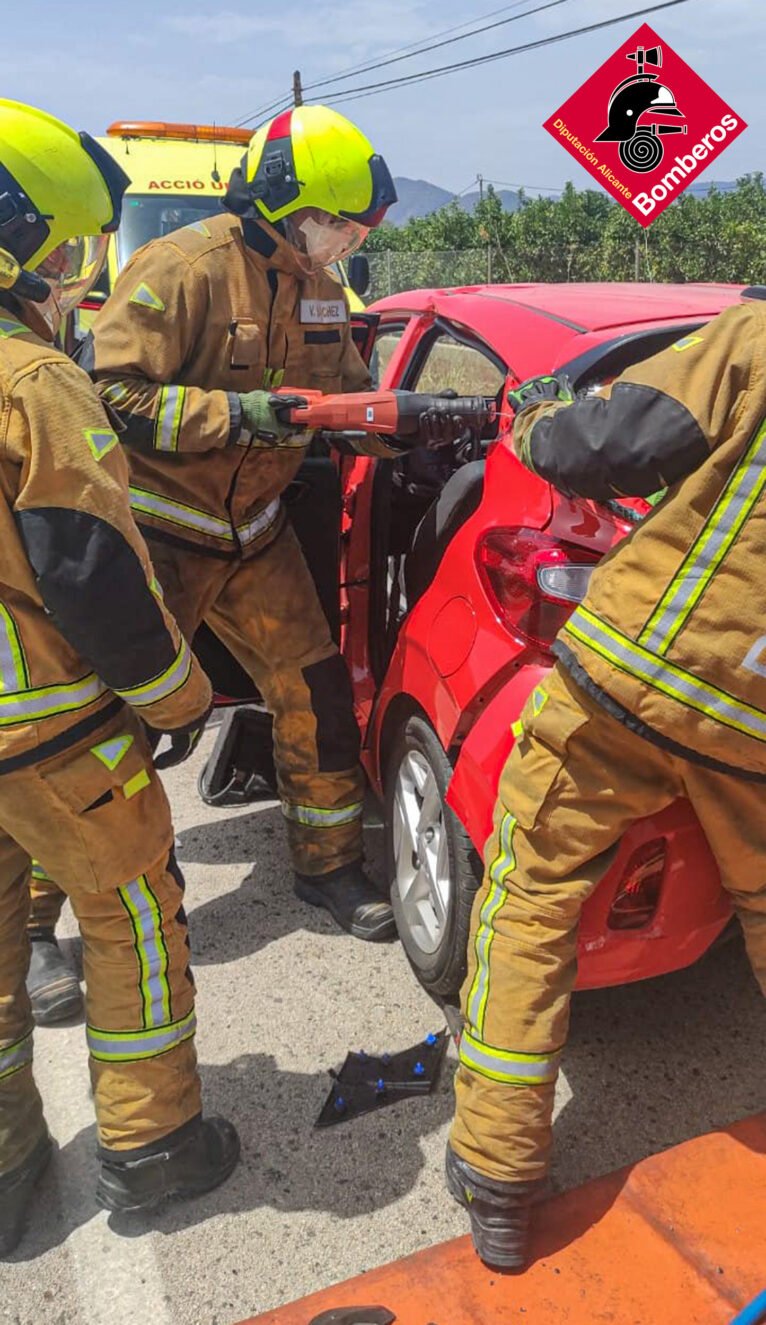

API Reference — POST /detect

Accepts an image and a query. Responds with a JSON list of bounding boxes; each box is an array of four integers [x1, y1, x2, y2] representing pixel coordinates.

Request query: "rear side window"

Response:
[[413, 330, 505, 397]]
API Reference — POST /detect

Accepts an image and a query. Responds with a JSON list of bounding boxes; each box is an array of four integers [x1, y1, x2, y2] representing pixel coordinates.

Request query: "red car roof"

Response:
[[371, 281, 748, 381]]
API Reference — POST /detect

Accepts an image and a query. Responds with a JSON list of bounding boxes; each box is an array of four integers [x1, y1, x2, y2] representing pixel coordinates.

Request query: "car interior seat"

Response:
[[404, 459, 485, 608]]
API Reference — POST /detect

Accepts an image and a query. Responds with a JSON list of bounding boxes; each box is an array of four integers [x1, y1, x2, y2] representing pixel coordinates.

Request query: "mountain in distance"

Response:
[[684, 179, 737, 197], [389, 176, 522, 224], [387, 176, 743, 225]]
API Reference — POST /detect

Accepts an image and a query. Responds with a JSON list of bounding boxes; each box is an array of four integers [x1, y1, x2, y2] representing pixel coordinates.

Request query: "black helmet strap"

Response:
[[0, 164, 50, 266]]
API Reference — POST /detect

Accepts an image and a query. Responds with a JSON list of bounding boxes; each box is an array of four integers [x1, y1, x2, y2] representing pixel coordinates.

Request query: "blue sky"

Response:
[[4, 0, 761, 195]]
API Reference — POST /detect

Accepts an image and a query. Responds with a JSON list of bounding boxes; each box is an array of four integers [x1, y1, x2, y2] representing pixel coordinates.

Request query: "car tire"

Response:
[[385, 714, 482, 1003]]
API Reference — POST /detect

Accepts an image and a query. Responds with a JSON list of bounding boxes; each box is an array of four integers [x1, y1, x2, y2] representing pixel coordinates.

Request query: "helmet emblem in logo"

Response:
[[595, 44, 687, 173]]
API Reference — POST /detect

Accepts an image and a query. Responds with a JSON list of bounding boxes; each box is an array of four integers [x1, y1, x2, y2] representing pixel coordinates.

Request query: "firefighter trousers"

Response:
[[149, 519, 365, 877], [2, 710, 200, 1174], [450, 663, 766, 1185]]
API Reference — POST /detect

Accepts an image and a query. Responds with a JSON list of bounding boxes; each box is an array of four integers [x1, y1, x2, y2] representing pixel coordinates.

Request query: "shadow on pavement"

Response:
[[180, 809, 387, 965], [176, 806, 282, 868], [552, 932, 766, 1193], [8, 1052, 454, 1259], [119, 1051, 456, 1238]]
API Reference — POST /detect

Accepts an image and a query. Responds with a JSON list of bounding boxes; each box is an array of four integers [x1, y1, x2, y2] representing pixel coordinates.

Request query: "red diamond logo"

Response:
[[544, 23, 746, 227]]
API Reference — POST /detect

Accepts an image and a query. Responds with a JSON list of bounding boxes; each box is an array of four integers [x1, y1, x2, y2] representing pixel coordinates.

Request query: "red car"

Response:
[[200, 281, 748, 1003]]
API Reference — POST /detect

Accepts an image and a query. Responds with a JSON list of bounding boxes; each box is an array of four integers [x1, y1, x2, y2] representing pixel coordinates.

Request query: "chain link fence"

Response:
[[367, 248, 504, 300]]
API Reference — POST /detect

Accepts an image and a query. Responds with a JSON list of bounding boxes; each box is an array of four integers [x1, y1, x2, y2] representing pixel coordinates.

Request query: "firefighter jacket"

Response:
[[0, 304, 211, 773], [89, 212, 393, 559], [513, 301, 766, 779]]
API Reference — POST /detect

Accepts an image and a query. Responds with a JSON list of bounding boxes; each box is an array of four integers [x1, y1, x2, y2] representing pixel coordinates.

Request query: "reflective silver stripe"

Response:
[[466, 814, 517, 1038], [566, 608, 766, 741], [641, 417, 766, 654], [154, 385, 186, 453], [129, 487, 234, 540], [459, 1030, 560, 1085], [237, 500, 281, 546], [87, 1010, 196, 1062], [0, 605, 28, 692], [282, 801, 364, 828], [0, 672, 106, 727], [0, 1031, 33, 1080], [119, 876, 170, 1029], [116, 640, 191, 708], [102, 382, 129, 405]]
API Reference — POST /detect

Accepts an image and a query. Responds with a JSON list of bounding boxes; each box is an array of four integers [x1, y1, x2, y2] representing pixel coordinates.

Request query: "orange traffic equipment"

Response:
[[243, 1111, 766, 1325], [106, 122, 252, 146]]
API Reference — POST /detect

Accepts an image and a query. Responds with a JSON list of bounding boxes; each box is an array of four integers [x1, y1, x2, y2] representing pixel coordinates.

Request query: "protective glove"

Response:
[[417, 389, 474, 449], [146, 721, 207, 771], [238, 389, 298, 444], [507, 374, 574, 418], [445, 1144, 547, 1270]]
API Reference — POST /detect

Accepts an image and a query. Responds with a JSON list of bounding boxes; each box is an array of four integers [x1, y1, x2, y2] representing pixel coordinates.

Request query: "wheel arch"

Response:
[[377, 692, 432, 787]]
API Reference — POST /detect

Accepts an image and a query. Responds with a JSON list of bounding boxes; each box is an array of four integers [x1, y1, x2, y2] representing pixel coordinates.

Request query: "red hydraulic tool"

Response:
[[270, 388, 495, 442]]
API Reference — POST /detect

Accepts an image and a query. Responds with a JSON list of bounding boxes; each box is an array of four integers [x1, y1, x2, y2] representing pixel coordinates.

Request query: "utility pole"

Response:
[[293, 70, 304, 106], [477, 173, 484, 203], [634, 237, 641, 282]]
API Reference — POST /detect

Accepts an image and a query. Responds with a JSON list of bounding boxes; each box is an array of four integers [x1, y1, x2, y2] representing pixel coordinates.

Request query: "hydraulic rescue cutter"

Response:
[[269, 387, 495, 444]]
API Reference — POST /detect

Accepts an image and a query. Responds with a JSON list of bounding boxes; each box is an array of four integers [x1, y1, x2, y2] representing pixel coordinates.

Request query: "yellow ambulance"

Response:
[[74, 120, 367, 339]]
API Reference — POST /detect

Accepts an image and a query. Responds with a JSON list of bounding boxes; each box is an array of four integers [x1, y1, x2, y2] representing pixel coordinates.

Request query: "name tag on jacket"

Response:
[[300, 299, 348, 325]]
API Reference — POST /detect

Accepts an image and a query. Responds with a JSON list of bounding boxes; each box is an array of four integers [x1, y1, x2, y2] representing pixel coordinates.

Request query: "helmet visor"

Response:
[[285, 208, 368, 273], [36, 234, 109, 314]]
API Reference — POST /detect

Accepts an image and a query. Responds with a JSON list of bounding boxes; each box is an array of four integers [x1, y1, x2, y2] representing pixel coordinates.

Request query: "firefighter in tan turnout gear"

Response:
[[0, 101, 239, 1258], [65, 104, 459, 942], [447, 303, 766, 1269]]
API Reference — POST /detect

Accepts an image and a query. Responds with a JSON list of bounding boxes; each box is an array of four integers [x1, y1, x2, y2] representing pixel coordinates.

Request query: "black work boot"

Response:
[[0, 1131, 53, 1257], [96, 1115, 240, 1213], [445, 1144, 546, 1270], [294, 863, 397, 942], [27, 932, 83, 1026]]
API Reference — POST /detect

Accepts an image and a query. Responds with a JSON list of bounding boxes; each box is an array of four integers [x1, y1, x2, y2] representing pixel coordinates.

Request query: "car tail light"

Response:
[[477, 527, 600, 652], [607, 839, 667, 930]]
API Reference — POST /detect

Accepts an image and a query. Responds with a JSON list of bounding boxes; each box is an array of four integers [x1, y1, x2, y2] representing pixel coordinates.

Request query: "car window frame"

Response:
[[398, 317, 508, 394]]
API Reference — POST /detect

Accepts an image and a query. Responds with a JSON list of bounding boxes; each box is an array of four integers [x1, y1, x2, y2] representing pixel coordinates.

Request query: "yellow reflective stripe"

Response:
[[466, 813, 516, 1040], [153, 385, 186, 452], [31, 861, 53, 882], [83, 427, 119, 462], [91, 734, 134, 770], [130, 487, 281, 547], [102, 382, 130, 406], [671, 334, 704, 352], [641, 417, 766, 655], [0, 604, 29, 692], [0, 1031, 33, 1081], [87, 1010, 196, 1062], [566, 608, 766, 742], [282, 801, 364, 828], [0, 317, 26, 338], [118, 875, 171, 1029], [459, 1029, 561, 1086], [129, 486, 235, 541], [531, 686, 548, 716], [0, 672, 106, 727], [123, 768, 150, 800], [129, 282, 165, 312], [511, 719, 524, 739], [115, 640, 191, 708]]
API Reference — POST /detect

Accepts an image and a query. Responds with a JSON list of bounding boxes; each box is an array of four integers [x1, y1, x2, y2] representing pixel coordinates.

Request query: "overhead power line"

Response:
[[235, 0, 574, 127], [312, 0, 695, 107]]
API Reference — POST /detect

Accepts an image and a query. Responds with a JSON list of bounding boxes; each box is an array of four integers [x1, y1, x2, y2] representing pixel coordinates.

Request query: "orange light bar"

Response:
[[106, 121, 252, 146]]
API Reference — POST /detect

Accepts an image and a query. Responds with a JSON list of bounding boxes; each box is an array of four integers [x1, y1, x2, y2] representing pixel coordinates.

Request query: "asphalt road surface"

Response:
[[4, 717, 765, 1324]]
